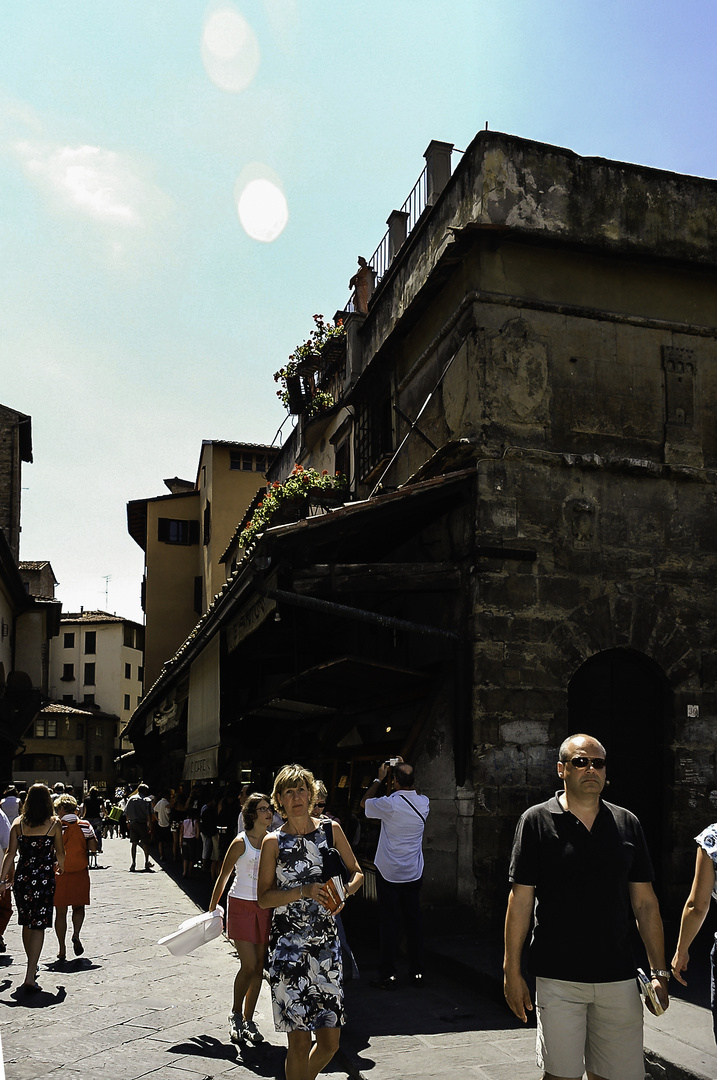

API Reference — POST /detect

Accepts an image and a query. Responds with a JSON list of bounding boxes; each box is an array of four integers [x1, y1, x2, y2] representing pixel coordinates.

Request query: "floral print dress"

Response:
[[13, 826, 57, 929], [696, 823, 717, 900], [269, 826, 344, 1032]]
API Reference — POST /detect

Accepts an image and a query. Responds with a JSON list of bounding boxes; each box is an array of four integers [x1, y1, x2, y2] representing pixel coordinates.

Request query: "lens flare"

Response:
[[235, 164, 288, 243], [201, 5, 260, 93]]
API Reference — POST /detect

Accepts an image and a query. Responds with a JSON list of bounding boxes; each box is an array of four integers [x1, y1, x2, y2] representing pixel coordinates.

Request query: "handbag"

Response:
[[321, 821, 351, 885]]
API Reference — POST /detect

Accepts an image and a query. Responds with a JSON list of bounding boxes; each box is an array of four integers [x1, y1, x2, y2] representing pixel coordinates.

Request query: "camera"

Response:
[[385, 758, 399, 767]]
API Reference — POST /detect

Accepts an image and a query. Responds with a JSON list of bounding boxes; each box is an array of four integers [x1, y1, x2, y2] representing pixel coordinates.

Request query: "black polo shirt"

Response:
[[509, 793, 654, 982]]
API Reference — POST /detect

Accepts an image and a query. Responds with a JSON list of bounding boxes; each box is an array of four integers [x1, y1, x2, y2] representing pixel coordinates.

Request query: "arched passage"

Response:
[[567, 648, 673, 885]]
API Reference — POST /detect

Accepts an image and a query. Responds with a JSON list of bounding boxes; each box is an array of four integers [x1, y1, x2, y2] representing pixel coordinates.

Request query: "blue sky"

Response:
[[2, 0, 715, 622]]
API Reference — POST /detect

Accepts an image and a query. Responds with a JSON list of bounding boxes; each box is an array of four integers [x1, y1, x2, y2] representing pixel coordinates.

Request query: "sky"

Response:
[[2, 0, 716, 624]]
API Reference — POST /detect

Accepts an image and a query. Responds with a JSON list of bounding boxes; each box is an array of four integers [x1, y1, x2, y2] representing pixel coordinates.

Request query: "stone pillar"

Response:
[[424, 140, 454, 206], [455, 783, 476, 905], [342, 311, 366, 393], [387, 209, 409, 262]]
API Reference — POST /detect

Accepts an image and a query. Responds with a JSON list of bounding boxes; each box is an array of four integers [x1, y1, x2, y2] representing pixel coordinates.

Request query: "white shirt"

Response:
[[364, 788, 429, 883]]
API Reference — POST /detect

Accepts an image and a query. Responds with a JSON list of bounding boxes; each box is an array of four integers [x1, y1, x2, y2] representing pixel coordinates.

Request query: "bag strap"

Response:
[[322, 820, 335, 847], [396, 792, 427, 824]]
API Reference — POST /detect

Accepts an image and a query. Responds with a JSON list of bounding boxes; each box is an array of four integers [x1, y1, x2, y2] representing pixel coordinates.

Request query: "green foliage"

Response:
[[238, 466, 347, 549], [273, 314, 345, 410]]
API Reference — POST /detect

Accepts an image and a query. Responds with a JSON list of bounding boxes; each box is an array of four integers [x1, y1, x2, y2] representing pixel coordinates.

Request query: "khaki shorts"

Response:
[[535, 976, 643, 1080]]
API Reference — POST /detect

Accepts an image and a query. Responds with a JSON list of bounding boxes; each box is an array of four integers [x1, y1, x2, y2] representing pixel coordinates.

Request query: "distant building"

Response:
[[19, 560, 59, 601], [0, 407, 61, 782], [14, 701, 119, 793], [49, 610, 144, 733], [127, 440, 277, 689]]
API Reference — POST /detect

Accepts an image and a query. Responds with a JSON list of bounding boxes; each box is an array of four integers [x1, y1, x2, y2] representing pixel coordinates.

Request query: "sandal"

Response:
[[72, 937, 84, 956]]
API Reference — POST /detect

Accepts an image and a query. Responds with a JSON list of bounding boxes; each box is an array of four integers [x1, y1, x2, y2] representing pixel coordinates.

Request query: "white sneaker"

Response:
[[228, 1013, 242, 1044], [242, 1019, 264, 1045]]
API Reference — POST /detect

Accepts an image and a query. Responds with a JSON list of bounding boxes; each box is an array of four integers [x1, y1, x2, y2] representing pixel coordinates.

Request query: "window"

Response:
[[138, 666, 144, 682], [157, 517, 199, 545], [35, 718, 58, 738], [123, 625, 134, 648], [75, 755, 84, 770], [77, 722, 84, 738], [194, 576, 203, 615], [84, 663, 96, 686], [125, 663, 132, 679], [203, 501, 211, 545], [61, 663, 75, 682], [255, 454, 267, 473], [357, 388, 393, 481], [84, 631, 96, 654], [94, 755, 103, 771], [83, 694, 95, 706], [64, 632, 75, 649], [124, 694, 131, 710]]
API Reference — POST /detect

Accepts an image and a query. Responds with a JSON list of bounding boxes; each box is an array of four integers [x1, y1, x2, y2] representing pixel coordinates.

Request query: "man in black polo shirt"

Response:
[[503, 733, 669, 1080]]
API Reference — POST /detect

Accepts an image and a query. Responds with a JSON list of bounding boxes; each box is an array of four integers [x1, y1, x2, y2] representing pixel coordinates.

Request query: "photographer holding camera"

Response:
[[360, 757, 430, 989]]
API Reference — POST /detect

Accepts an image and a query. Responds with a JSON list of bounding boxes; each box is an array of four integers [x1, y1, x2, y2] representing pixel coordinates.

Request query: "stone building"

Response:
[[126, 131, 717, 922]]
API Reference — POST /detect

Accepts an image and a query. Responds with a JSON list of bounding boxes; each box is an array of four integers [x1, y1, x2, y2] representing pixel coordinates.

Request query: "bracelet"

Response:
[[373, 778, 382, 785], [651, 968, 670, 979]]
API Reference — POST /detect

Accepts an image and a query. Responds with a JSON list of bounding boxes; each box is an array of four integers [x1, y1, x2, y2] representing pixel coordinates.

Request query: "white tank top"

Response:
[[228, 832, 262, 901]]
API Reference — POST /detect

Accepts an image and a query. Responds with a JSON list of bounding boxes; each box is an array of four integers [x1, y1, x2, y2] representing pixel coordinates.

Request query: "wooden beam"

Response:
[[292, 563, 461, 593]]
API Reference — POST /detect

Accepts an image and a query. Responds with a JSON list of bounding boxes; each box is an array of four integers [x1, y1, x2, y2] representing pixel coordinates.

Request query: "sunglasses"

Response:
[[566, 756, 606, 770], [315, 801, 326, 807]]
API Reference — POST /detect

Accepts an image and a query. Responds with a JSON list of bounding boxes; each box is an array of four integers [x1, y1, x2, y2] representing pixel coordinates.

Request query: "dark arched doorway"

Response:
[[567, 648, 673, 886]]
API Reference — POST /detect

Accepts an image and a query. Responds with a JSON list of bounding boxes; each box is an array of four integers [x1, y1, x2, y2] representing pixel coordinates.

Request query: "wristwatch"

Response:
[[651, 968, 670, 979]]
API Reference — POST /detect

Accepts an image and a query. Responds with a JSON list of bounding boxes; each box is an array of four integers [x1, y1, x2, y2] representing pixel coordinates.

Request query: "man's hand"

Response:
[[651, 976, 670, 1013], [504, 971, 533, 1022]]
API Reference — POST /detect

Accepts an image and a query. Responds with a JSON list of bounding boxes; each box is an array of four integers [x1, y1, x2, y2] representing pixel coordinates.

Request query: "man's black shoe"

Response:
[[370, 975, 398, 990]]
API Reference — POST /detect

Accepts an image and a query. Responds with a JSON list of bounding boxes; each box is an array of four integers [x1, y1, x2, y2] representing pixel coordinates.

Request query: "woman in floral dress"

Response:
[[672, 822, 717, 1040], [258, 764, 363, 1080], [0, 784, 65, 991]]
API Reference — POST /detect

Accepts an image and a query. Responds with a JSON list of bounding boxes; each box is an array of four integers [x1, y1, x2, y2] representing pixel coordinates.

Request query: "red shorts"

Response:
[[226, 895, 271, 945]]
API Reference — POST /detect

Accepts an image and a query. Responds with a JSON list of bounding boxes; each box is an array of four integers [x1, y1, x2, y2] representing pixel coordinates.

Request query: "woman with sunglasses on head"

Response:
[[258, 764, 363, 1080], [209, 792, 275, 1046]]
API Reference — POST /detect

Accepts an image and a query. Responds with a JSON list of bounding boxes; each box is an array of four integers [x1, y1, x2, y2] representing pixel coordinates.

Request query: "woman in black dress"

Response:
[[0, 784, 65, 990]]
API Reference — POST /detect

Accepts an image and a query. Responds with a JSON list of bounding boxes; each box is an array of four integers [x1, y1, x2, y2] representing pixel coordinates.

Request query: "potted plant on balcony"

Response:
[[274, 314, 345, 414], [238, 466, 347, 550]]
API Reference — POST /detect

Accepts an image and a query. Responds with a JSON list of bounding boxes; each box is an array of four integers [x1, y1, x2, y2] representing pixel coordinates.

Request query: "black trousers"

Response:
[[376, 870, 423, 978]]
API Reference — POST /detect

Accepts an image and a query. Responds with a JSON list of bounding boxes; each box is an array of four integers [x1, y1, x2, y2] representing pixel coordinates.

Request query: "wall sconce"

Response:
[[1, 619, 8, 640]]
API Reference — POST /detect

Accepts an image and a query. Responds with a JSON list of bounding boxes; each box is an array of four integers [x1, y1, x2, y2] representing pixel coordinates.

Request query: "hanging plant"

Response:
[[238, 466, 347, 549], [273, 314, 345, 410], [307, 390, 336, 417]]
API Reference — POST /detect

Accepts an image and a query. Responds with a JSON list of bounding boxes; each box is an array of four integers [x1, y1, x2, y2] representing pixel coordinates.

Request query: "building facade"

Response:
[[127, 441, 277, 689], [14, 701, 120, 793], [125, 132, 717, 923]]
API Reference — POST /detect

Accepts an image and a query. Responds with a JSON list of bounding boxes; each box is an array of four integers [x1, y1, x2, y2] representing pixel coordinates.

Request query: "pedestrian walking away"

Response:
[[124, 783, 154, 872], [0, 783, 65, 992], [258, 763, 363, 1080], [209, 792, 274, 1047], [504, 732, 670, 1080], [53, 795, 98, 962], [360, 756, 429, 988]]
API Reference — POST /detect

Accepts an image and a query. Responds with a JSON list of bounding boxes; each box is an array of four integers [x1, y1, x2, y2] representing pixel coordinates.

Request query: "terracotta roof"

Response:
[[61, 609, 142, 627]]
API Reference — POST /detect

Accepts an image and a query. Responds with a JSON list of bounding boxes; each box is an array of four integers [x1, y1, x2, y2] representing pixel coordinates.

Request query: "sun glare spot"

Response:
[[202, 5, 260, 93], [235, 164, 288, 243]]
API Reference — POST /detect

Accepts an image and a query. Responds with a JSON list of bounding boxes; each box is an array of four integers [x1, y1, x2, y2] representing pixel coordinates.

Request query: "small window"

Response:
[[84, 663, 96, 686], [83, 694, 95, 706], [64, 632, 75, 649], [242, 453, 253, 471], [138, 666, 144, 682], [84, 631, 96, 654], [157, 518, 200, 545], [124, 694, 131, 710], [61, 663, 74, 682], [230, 451, 241, 470], [125, 663, 132, 679], [123, 625, 134, 648], [194, 576, 203, 615], [35, 718, 58, 738], [203, 500, 211, 545], [255, 454, 267, 473]]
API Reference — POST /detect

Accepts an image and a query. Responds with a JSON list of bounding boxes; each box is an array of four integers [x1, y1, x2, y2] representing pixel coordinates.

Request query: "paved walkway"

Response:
[[1, 837, 716, 1080]]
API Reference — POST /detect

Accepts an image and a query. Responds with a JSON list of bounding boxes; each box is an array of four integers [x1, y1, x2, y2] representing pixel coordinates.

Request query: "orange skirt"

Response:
[[54, 870, 90, 908]]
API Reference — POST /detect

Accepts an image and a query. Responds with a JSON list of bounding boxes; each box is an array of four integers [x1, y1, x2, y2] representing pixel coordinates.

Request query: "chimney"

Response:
[[424, 140, 454, 206]]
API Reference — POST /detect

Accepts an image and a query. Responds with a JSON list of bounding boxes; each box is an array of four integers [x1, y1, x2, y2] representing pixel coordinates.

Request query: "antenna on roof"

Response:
[[103, 574, 111, 608]]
